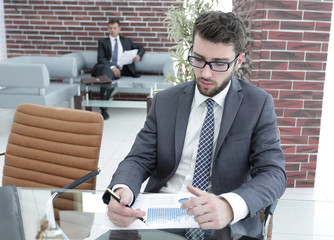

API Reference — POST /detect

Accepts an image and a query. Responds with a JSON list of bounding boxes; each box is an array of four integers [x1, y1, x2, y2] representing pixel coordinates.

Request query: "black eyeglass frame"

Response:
[[187, 46, 240, 72]]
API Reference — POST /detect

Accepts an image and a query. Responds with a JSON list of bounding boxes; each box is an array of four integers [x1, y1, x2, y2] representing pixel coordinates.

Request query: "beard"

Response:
[[195, 69, 234, 97]]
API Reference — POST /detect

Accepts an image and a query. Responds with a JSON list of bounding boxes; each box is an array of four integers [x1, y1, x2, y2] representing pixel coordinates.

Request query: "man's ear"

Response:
[[235, 53, 245, 70]]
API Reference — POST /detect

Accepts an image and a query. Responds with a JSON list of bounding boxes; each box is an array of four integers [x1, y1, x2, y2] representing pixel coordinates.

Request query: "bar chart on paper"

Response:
[[147, 207, 191, 224]]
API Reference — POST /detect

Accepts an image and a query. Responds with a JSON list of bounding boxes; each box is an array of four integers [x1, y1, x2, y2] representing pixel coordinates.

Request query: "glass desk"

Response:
[[17, 188, 334, 240], [18, 188, 260, 240], [19, 188, 198, 240]]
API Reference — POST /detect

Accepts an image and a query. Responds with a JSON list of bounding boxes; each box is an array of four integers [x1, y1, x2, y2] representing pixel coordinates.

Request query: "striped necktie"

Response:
[[186, 98, 215, 240], [111, 38, 118, 67]]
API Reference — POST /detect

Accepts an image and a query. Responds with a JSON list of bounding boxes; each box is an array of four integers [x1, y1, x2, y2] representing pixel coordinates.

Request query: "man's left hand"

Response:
[[181, 185, 234, 229], [111, 67, 121, 78], [133, 55, 140, 62]]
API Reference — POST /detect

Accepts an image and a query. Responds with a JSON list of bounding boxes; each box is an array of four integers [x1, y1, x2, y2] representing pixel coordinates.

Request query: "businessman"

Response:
[[103, 11, 286, 239], [92, 19, 145, 120]]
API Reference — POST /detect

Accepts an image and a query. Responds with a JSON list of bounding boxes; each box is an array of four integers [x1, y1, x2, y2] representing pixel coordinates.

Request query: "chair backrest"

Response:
[[2, 103, 104, 190], [5, 56, 78, 79], [0, 63, 50, 87]]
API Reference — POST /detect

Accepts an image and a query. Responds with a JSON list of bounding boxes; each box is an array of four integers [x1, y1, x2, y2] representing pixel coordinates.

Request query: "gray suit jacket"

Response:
[[109, 78, 286, 221]]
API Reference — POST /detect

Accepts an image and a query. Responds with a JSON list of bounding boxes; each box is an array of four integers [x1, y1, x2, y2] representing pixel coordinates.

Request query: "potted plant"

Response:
[[165, 0, 219, 86]]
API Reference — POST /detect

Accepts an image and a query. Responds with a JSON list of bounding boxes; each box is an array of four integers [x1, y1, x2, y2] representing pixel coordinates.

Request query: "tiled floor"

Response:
[[0, 104, 333, 239]]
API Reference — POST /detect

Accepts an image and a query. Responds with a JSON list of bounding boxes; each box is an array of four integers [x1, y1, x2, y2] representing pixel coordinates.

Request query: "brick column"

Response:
[[234, 0, 333, 187]]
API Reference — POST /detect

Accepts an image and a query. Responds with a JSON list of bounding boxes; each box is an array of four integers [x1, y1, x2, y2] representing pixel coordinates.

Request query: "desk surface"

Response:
[[18, 188, 196, 240], [17, 188, 334, 240]]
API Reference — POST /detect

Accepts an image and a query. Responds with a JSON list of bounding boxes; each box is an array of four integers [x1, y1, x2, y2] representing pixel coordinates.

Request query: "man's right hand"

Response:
[[111, 67, 121, 78], [107, 188, 146, 227]]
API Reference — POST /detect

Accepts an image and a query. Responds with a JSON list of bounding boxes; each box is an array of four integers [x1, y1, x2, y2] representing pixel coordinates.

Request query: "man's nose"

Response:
[[202, 64, 213, 79]]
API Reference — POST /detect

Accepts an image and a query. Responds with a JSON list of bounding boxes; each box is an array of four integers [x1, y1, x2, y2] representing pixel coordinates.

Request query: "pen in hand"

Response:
[[106, 188, 149, 226]]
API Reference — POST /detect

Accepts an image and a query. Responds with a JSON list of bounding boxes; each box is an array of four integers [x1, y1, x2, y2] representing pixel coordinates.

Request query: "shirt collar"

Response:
[[109, 35, 119, 41], [194, 79, 231, 108]]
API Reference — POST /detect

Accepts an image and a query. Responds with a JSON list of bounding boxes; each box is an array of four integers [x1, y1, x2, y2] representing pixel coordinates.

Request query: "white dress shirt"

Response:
[[109, 35, 123, 69], [160, 81, 249, 224]]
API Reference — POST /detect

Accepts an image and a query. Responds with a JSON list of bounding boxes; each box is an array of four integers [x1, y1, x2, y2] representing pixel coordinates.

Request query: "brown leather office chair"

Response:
[[1, 103, 104, 239], [2, 103, 103, 189]]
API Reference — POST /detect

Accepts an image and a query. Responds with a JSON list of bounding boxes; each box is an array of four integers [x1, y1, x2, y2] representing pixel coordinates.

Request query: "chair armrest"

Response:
[[264, 199, 278, 216], [261, 199, 278, 240], [62, 52, 86, 73], [51, 168, 101, 201]]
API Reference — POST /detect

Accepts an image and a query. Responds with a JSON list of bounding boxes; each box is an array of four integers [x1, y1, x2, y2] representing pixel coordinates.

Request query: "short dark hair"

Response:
[[193, 11, 246, 55], [108, 19, 120, 25]]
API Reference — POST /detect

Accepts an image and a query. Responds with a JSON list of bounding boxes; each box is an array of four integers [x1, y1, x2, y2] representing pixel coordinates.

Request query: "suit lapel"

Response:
[[175, 82, 195, 163], [119, 36, 128, 50], [214, 78, 243, 160], [106, 37, 112, 58]]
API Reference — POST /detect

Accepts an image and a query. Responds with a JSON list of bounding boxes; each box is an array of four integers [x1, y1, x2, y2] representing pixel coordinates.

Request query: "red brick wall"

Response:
[[234, 0, 333, 187], [3, 0, 179, 57]]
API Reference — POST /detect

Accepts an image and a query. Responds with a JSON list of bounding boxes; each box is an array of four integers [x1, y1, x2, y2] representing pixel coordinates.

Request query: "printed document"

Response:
[[102, 192, 198, 229], [118, 49, 138, 66]]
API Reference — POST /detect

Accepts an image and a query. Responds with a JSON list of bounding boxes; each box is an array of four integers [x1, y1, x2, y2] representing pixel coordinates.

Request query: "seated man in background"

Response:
[[92, 19, 145, 120], [103, 11, 286, 239]]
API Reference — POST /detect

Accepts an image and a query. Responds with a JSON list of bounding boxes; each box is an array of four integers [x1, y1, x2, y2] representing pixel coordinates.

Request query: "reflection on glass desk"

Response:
[[18, 188, 107, 240], [18, 188, 334, 240]]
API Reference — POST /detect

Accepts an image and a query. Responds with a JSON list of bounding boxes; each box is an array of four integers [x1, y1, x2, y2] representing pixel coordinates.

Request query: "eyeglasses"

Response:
[[188, 47, 240, 72]]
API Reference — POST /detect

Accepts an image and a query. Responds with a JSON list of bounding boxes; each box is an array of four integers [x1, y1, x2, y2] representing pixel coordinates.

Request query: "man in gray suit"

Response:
[[103, 11, 286, 239], [92, 19, 145, 120]]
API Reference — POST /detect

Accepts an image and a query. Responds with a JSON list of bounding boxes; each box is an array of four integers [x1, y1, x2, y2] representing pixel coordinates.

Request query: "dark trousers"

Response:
[[93, 64, 118, 112], [100, 86, 115, 111], [93, 63, 134, 112]]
